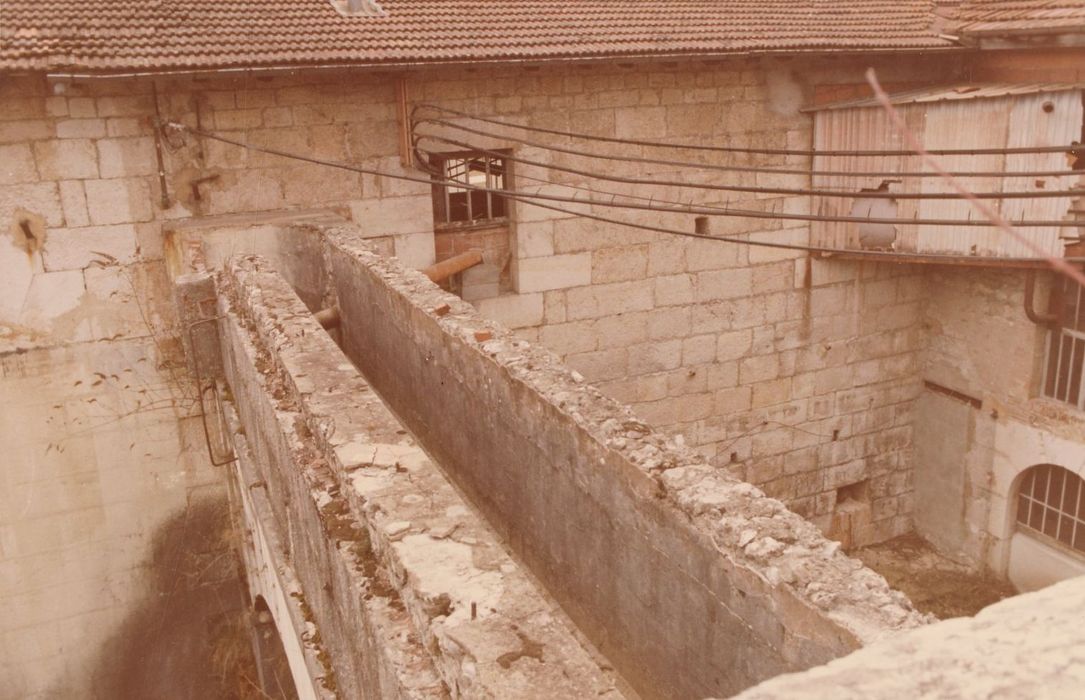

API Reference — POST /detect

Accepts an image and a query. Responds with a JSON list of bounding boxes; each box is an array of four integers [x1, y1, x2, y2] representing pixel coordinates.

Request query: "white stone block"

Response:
[[1, 182, 64, 229], [20, 270, 85, 328], [0, 235, 36, 323], [474, 293, 544, 329], [655, 274, 694, 306], [696, 268, 752, 302], [33, 139, 99, 180], [97, 137, 157, 178], [84, 178, 153, 225], [393, 232, 435, 269], [58, 181, 90, 228], [515, 222, 555, 258], [0, 144, 38, 185], [56, 118, 106, 139], [349, 195, 433, 238], [42, 224, 139, 271], [515, 253, 591, 293]]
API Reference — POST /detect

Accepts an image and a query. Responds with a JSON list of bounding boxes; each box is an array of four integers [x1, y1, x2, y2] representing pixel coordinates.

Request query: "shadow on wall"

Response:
[[75, 496, 265, 699]]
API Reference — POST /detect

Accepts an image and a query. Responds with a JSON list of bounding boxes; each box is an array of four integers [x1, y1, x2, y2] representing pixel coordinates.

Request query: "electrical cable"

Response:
[[433, 151, 1029, 237], [410, 141, 1082, 227], [170, 123, 1085, 263], [416, 103, 1085, 158], [414, 131, 1085, 200], [413, 115, 1085, 180]]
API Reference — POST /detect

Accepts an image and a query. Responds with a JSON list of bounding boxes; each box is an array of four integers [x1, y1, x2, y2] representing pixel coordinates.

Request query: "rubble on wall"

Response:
[[218, 269, 445, 699], [319, 223, 931, 647], [219, 255, 625, 698]]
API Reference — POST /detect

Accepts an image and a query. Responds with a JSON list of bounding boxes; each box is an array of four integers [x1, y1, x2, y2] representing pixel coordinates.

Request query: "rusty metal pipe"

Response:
[[422, 250, 483, 283]]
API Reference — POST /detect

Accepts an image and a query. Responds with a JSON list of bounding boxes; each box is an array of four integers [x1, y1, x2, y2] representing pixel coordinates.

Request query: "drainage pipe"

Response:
[[422, 250, 484, 283]]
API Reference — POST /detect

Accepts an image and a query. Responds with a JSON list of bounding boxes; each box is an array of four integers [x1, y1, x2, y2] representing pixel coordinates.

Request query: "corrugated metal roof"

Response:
[[956, 1, 1085, 35], [0, 0, 955, 73], [807, 83, 1085, 112]]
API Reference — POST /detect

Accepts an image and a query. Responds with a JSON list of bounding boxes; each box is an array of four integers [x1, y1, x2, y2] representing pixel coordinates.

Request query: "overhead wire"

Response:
[[416, 103, 1085, 158], [413, 130, 1085, 200], [169, 123, 1085, 264], [417, 147, 1051, 241], [412, 144, 1084, 230], [413, 115, 1085, 180], [411, 140, 1082, 227]]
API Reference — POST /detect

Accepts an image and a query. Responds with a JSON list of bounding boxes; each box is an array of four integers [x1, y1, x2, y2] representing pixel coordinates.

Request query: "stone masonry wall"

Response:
[[0, 51, 963, 694], [324, 224, 929, 700], [905, 49, 1085, 572], [915, 267, 1085, 571], [131, 55, 957, 545], [0, 73, 232, 697]]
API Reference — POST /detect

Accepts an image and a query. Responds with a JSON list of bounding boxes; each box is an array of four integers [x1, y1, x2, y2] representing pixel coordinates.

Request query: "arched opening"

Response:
[[1015, 464, 1085, 553], [1008, 464, 1085, 592]]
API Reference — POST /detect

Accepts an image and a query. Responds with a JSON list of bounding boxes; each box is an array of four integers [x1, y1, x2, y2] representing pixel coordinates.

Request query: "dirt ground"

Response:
[[854, 533, 1019, 619]]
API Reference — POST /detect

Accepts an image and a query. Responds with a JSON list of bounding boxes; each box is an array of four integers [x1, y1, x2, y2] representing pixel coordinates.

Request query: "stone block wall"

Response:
[[323, 225, 929, 700], [522, 236, 927, 544], [219, 255, 624, 699], [915, 267, 1085, 571], [0, 339, 225, 698], [3, 56, 946, 552], [0, 49, 975, 695]]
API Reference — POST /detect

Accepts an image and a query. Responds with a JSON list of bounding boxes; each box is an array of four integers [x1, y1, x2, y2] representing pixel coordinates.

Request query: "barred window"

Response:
[[1016, 464, 1085, 556], [430, 151, 509, 227], [1042, 276, 1085, 410]]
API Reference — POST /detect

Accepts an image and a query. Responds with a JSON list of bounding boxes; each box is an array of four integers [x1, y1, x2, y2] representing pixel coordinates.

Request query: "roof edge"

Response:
[[8, 45, 967, 80]]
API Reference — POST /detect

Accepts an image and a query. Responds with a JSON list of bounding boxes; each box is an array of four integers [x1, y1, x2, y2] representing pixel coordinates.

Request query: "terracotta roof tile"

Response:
[[955, 0, 1085, 34], [0, 1, 953, 73]]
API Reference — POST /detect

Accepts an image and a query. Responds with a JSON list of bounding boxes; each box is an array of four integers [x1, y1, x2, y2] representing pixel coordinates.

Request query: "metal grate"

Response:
[[431, 151, 509, 227], [1016, 464, 1085, 555], [1042, 277, 1085, 411]]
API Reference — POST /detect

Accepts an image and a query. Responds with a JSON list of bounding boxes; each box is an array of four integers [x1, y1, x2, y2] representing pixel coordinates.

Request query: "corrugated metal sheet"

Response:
[[811, 85, 1083, 258], [806, 83, 1085, 112]]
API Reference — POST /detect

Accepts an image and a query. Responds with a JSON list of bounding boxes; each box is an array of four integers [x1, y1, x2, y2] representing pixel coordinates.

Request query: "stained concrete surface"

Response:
[[732, 575, 1085, 700], [77, 496, 278, 699]]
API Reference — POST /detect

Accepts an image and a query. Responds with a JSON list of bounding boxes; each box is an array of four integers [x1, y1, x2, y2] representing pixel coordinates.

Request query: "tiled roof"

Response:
[[0, 1, 953, 73], [955, 1, 1085, 34]]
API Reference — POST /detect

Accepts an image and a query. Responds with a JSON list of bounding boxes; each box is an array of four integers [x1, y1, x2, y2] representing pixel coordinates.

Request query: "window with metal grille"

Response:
[[1016, 464, 1085, 556], [430, 151, 509, 227], [1042, 277, 1085, 410]]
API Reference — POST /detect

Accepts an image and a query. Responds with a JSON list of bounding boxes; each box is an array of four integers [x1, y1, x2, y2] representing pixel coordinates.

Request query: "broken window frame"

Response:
[[1041, 277, 1085, 411], [1015, 464, 1085, 557], [430, 150, 511, 230]]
